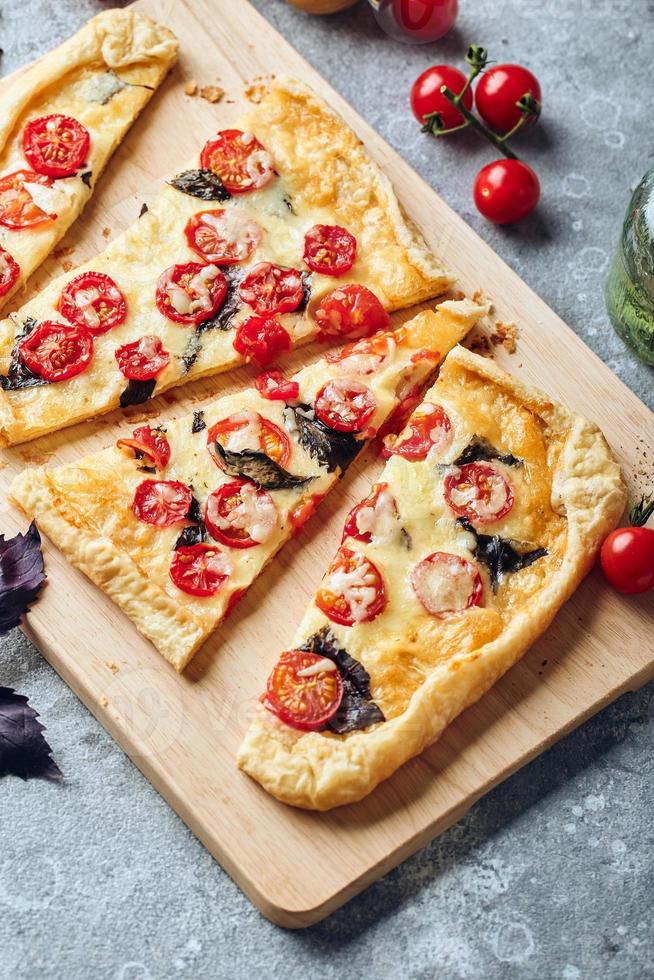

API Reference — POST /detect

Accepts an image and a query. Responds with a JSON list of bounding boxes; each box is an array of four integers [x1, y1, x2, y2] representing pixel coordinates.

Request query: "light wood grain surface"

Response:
[[2, 0, 652, 927]]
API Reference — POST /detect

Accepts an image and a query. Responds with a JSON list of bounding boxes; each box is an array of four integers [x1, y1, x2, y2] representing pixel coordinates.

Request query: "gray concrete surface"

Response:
[[1, 0, 653, 977]]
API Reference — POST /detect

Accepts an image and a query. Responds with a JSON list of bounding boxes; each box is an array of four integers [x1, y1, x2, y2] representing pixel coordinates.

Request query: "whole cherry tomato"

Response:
[[473, 159, 540, 225], [601, 526, 654, 595], [379, 0, 458, 44], [410, 64, 473, 130], [475, 64, 542, 134]]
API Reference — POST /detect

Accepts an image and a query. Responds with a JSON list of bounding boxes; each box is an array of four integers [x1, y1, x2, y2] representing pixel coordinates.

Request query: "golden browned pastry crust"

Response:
[[0, 9, 178, 309], [10, 301, 483, 671], [0, 75, 453, 447], [237, 346, 628, 810]]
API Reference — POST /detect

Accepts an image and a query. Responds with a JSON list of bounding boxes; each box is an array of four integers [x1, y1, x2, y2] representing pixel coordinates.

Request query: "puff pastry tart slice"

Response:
[[0, 75, 454, 446], [0, 10, 178, 311], [10, 300, 482, 671], [237, 346, 627, 810]]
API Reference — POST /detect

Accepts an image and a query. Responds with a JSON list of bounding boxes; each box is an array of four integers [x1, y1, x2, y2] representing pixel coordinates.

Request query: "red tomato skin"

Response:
[[169, 544, 230, 598], [600, 527, 654, 595], [233, 315, 292, 368], [475, 64, 542, 134], [239, 263, 304, 316], [474, 159, 540, 225], [116, 425, 170, 469], [207, 414, 292, 469], [410, 65, 473, 130], [264, 650, 344, 731], [303, 224, 357, 276], [132, 480, 192, 528], [114, 335, 170, 381], [342, 483, 394, 544], [0, 248, 20, 297], [254, 369, 300, 402], [199, 129, 274, 194], [204, 480, 275, 550], [289, 493, 325, 535], [22, 115, 90, 179], [391, 0, 457, 42], [58, 272, 127, 334], [19, 320, 93, 382], [155, 262, 227, 325], [184, 209, 261, 265], [315, 379, 377, 433], [316, 547, 386, 627], [0, 170, 56, 228], [444, 462, 514, 525], [315, 284, 390, 341]]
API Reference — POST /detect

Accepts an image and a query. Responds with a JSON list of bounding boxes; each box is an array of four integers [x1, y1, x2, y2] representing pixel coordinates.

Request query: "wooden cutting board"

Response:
[[2, 0, 653, 928]]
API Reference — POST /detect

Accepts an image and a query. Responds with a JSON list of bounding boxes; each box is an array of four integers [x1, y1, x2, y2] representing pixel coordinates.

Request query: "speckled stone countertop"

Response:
[[0, 1, 652, 977]]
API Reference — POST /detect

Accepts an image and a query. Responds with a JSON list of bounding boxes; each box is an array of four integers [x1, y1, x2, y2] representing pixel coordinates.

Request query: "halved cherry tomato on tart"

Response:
[[289, 493, 324, 534], [239, 262, 304, 316], [169, 543, 232, 598], [325, 331, 396, 375], [444, 462, 514, 524], [132, 479, 192, 528], [204, 479, 278, 549], [410, 552, 483, 617], [262, 649, 343, 731], [0, 170, 56, 228], [207, 411, 291, 468], [184, 208, 262, 265], [233, 315, 292, 368], [58, 271, 127, 334], [378, 382, 424, 450], [254, 369, 300, 402], [315, 284, 390, 341], [303, 224, 356, 276], [115, 335, 170, 381], [342, 483, 398, 544], [155, 262, 227, 325], [116, 425, 171, 469], [315, 378, 376, 433], [199, 129, 274, 194], [22, 114, 90, 179], [386, 403, 452, 461], [0, 247, 20, 297], [316, 546, 386, 626], [18, 320, 93, 382]]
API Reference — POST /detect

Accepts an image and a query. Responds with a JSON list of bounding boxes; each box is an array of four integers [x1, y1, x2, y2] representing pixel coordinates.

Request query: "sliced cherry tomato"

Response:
[[475, 64, 542, 134], [239, 262, 304, 316], [155, 262, 227, 325], [342, 483, 398, 544], [289, 493, 324, 534], [303, 224, 356, 276], [169, 543, 232, 598], [184, 208, 262, 265], [315, 284, 390, 341], [58, 272, 127, 334], [600, 526, 654, 595], [0, 247, 20, 297], [22, 114, 90, 178], [207, 412, 291, 469], [115, 335, 170, 381], [18, 320, 92, 382], [474, 159, 540, 225], [444, 462, 514, 524], [116, 425, 171, 469], [233, 315, 292, 368], [0, 170, 56, 229], [254, 369, 300, 402], [204, 479, 278, 549], [316, 547, 386, 626], [132, 480, 192, 528], [410, 65, 473, 130], [263, 649, 343, 731], [315, 379, 376, 433], [199, 129, 274, 194], [325, 331, 396, 375], [386, 403, 452, 460], [378, 382, 424, 450], [410, 552, 483, 617]]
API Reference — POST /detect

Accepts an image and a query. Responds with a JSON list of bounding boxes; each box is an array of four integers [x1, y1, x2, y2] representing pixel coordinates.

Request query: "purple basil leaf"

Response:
[[0, 521, 46, 634], [0, 687, 62, 781]]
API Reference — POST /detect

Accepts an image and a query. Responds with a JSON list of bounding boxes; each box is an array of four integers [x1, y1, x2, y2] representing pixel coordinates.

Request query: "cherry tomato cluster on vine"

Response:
[[411, 61, 542, 225]]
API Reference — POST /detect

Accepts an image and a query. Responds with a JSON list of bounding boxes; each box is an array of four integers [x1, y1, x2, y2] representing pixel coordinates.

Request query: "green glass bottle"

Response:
[[606, 168, 654, 365]]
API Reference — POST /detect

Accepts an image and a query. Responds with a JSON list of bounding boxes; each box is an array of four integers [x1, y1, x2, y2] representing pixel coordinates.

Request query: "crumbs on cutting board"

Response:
[[53, 245, 74, 258], [244, 74, 275, 104], [184, 78, 225, 104], [490, 321, 519, 353], [102, 227, 111, 239], [61, 260, 74, 273], [105, 661, 119, 674]]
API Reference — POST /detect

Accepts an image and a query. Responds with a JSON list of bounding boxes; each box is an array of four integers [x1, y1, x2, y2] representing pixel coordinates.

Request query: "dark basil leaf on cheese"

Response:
[[186, 496, 203, 524], [297, 271, 312, 312], [169, 168, 231, 202], [174, 523, 206, 550], [0, 319, 49, 392], [457, 517, 547, 590], [212, 441, 312, 491], [285, 403, 360, 475], [0, 522, 46, 634], [400, 527, 412, 550], [192, 411, 206, 433], [180, 332, 202, 373], [198, 267, 243, 333], [80, 171, 93, 188], [283, 194, 296, 215], [0, 687, 62, 781], [137, 465, 156, 474], [299, 627, 385, 734], [138, 202, 149, 218], [453, 437, 523, 469], [119, 378, 156, 409]]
